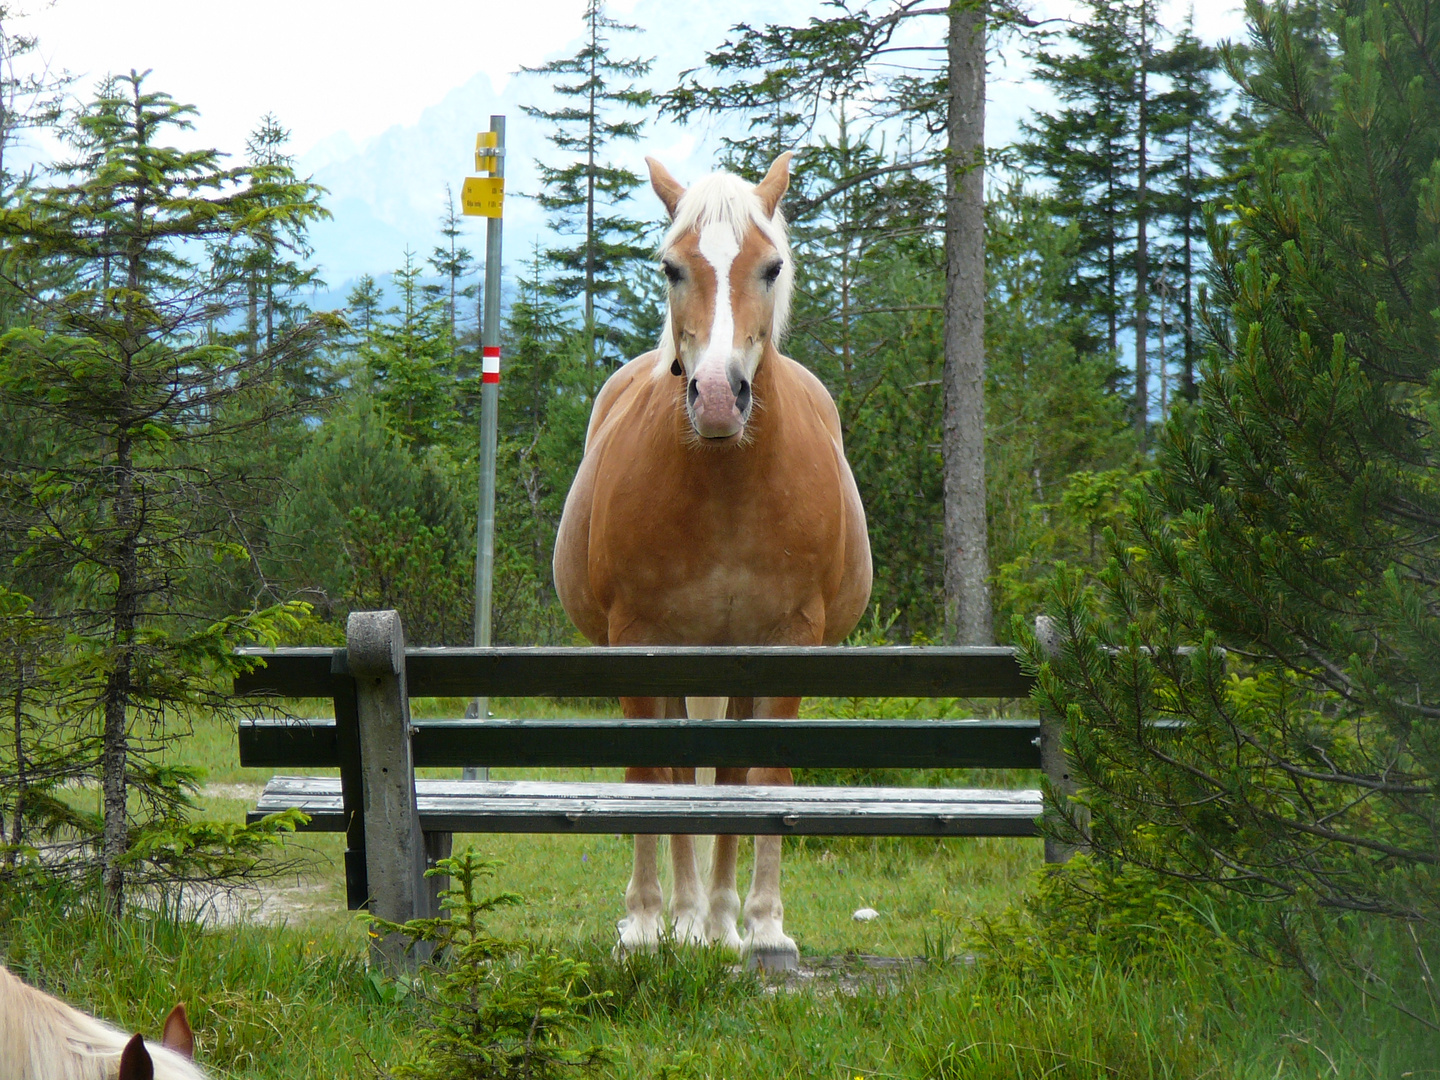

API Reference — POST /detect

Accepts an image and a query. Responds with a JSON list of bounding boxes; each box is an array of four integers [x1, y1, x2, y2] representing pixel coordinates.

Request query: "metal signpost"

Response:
[[461, 116, 506, 781]]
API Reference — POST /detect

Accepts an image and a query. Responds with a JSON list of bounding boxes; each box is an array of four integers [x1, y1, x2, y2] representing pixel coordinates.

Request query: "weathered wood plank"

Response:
[[249, 776, 1043, 838], [348, 611, 427, 971], [233, 646, 1034, 699], [240, 716, 1043, 769]]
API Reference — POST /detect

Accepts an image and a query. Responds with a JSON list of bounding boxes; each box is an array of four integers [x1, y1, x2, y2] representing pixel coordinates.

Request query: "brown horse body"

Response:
[[553, 154, 871, 967]]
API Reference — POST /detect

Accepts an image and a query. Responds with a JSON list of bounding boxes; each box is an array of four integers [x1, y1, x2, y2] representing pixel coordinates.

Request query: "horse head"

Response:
[[646, 152, 795, 442], [117, 1004, 196, 1080]]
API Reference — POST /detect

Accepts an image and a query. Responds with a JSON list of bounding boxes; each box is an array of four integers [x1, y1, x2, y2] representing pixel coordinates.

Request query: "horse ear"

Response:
[[646, 157, 686, 220], [118, 1034, 155, 1080], [754, 151, 794, 217], [161, 1003, 194, 1059]]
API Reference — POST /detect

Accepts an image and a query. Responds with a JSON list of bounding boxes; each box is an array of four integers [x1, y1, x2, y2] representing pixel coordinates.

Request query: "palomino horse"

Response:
[[0, 964, 205, 1079], [553, 152, 872, 970]]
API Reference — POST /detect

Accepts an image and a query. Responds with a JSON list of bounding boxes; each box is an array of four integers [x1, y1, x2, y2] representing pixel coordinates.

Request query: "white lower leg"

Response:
[[743, 834, 797, 967], [617, 833, 663, 954], [669, 834, 708, 943], [705, 834, 743, 953]]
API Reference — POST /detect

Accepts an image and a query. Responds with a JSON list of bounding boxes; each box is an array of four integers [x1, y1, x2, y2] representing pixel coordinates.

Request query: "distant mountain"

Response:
[[296, 0, 829, 306], [291, 0, 1055, 311]]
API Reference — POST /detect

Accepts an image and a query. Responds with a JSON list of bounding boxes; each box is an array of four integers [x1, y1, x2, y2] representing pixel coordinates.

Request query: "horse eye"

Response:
[[662, 261, 683, 285], [762, 260, 783, 285]]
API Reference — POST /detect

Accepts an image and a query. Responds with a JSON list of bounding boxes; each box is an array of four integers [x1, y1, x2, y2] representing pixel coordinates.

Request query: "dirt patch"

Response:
[[177, 877, 333, 927], [201, 783, 264, 803]]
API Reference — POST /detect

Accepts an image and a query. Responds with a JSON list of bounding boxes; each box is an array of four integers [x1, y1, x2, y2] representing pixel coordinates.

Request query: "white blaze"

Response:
[[695, 225, 740, 378]]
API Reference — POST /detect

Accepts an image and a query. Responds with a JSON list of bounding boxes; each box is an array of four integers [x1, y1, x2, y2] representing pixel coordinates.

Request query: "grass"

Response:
[[5, 699, 1435, 1077], [2, 891, 1435, 1079]]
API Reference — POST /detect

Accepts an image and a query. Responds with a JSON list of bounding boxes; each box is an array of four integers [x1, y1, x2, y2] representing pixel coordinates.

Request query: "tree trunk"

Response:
[[101, 429, 138, 917], [1133, 6, 1150, 448], [585, 8, 598, 369], [942, 0, 992, 646], [1181, 125, 1197, 401]]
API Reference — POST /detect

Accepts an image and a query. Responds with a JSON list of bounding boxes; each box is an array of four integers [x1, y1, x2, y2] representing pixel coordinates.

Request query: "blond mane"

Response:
[[0, 965, 207, 1080], [656, 169, 795, 368]]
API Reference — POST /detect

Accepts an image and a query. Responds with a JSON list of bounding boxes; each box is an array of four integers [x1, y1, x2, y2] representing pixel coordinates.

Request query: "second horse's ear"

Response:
[[646, 157, 686, 220], [118, 1034, 154, 1080], [162, 1003, 194, 1060]]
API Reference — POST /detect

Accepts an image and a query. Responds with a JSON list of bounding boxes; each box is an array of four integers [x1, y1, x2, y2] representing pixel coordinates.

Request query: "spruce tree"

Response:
[[1027, 0, 1440, 973], [429, 184, 476, 362], [519, 0, 654, 377], [1153, 13, 1224, 401], [231, 115, 331, 405], [0, 73, 322, 912], [362, 251, 458, 450]]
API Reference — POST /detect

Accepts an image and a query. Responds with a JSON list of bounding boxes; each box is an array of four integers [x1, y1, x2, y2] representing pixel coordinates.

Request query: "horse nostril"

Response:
[[688, 378, 700, 410], [736, 379, 751, 414]]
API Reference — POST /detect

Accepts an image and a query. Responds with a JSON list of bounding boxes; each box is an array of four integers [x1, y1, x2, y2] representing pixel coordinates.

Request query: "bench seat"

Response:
[[250, 775, 1043, 837]]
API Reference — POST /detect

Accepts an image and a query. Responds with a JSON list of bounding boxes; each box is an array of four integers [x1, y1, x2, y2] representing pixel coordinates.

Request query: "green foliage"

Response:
[[1021, 0, 1227, 417], [268, 396, 472, 642], [370, 851, 608, 1080], [0, 71, 330, 911], [363, 250, 463, 450], [1020, 0, 1440, 1006], [520, 0, 655, 373]]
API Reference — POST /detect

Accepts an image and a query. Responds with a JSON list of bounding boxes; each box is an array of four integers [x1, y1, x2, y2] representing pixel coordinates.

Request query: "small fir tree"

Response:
[[0, 72, 322, 912], [372, 851, 608, 1080]]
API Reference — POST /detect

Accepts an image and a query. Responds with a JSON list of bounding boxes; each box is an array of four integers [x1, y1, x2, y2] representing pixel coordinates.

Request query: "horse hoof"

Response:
[[614, 915, 662, 957], [745, 948, 799, 974]]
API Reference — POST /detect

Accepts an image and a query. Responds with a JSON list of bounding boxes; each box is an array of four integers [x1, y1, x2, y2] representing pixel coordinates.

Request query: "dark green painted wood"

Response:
[[240, 717, 1043, 769], [233, 646, 1034, 699]]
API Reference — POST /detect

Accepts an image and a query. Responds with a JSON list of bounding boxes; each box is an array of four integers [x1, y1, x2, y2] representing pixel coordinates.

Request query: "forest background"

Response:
[[0, 0, 1437, 1072]]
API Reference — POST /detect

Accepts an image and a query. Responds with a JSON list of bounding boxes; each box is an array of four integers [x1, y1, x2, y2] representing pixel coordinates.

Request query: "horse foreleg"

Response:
[[673, 695, 724, 944], [742, 696, 800, 972], [616, 696, 680, 956], [706, 771, 746, 954], [619, 827, 663, 955], [703, 695, 749, 953], [667, 766, 708, 945]]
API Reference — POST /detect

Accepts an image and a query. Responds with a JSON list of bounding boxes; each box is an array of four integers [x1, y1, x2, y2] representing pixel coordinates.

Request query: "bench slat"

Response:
[[249, 776, 1043, 838], [238, 717, 1043, 770], [234, 646, 1034, 699]]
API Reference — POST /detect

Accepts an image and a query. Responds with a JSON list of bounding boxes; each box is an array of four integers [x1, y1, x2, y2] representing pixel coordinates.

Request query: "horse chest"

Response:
[[592, 460, 839, 640]]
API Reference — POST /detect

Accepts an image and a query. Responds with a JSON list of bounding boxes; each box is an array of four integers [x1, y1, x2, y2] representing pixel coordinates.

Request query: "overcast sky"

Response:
[[7, 0, 1250, 293], [16, 0, 1248, 163]]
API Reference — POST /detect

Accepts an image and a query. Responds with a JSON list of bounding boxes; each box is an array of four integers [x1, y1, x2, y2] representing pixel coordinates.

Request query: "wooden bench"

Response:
[[234, 610, 1074, 968]]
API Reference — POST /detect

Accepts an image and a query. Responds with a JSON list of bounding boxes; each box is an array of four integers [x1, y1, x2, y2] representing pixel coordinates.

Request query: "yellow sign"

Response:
[[475, 131, 499, 173], [462, 175, 504, 218]]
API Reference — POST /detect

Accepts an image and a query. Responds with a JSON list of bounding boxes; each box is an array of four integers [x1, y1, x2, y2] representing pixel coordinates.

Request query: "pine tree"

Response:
[[520, 0, 654, 377], [1152, 13, 1224, 402], [429, 184, 476, 361], [1027, 0, 1440, 978], [491, 244, 588, 644], [0, 73, 321, 912], [230, 115, 331, 405], [362, 251, 458, 450]]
